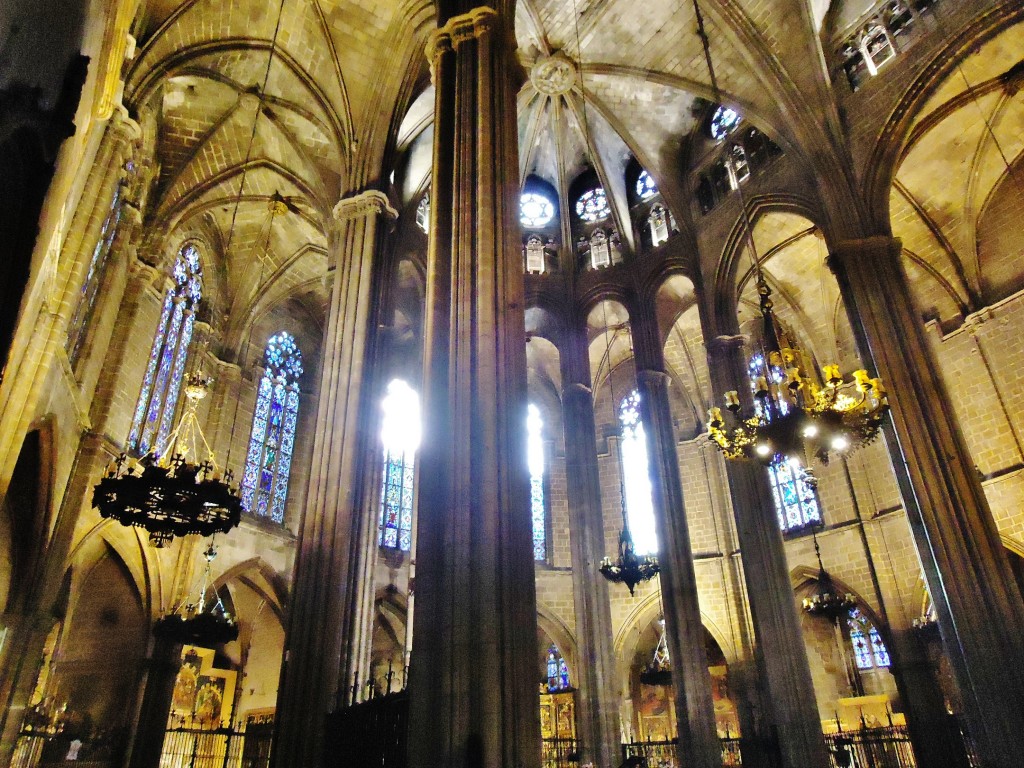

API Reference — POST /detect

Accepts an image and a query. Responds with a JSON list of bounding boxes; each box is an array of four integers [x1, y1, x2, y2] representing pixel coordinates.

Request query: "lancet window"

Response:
[[527, 404, 547, 561], [849, 607, 892, 670], [128, 244, 202, 455], [619, 390, 658, 556], [546, 645, 571, 692], [241, 332, 303, 522], [378, 379, 421, 551]]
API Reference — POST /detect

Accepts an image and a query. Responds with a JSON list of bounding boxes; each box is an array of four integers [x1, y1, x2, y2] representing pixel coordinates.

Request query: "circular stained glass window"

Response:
[[520, 193, 555, 228], [575, 187, 610, 222], [636, 170, 658, 200], [710, 106, 741, 141]]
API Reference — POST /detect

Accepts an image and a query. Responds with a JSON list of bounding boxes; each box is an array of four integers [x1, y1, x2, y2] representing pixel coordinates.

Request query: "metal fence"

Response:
[[541, 737, 578, 768], [158, 724, 273, 768], [324, 689, 409, 768], [11, 729, 127, 768], [824, 726, 916, 768]]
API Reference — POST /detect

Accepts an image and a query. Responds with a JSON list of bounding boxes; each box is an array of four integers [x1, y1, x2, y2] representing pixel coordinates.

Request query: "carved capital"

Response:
[[636, 369, 671, 387], [332, 190, 398, 223], [564, 382, 593, 398], [426, 6, 499, 61], [110, 103, 142, 146], [708, 334, 747, 358]]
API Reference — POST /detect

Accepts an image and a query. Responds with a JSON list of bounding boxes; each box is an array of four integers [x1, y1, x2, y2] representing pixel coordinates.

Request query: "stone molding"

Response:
[[828, 235, 902, 270], [564, 382, 593, 397], [332, 190, 398, 222], [708, 334, 747, 356], [636, 369, 671, 386], [426, 6, 499, 62]]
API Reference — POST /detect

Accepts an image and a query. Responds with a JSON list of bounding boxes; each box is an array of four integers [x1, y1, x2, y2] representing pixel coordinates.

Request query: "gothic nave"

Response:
[[1, 1, 1023, 768]]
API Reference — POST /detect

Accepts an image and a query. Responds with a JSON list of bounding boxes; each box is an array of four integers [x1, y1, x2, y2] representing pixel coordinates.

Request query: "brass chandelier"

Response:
[[707, 277, 889, 465]]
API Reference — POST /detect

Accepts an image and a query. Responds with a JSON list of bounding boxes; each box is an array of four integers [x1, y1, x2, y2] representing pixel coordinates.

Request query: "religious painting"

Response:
[[169, 645, 236, 728]]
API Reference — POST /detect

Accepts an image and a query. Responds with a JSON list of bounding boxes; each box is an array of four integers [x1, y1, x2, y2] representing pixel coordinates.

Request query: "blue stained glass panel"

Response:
[[241, 332, 302, 523], [620, 390, 658, 556], [155, 310, 194, 454], [377, 380, 421, 551], [869, 627, 891, 667], [129, 291, 174, 448], [527, 404, 547, 561], [141, 300, 185, 454]]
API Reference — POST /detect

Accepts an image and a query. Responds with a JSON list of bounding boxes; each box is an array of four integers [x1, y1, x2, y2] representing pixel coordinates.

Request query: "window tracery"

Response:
[[838, 1, 935, 91], [241, 332, 303, 522], [575, 187, 610, 223], [709, 105, 741, 140], [415, 194, 430, 234], [378, 379, 421, 551], [648, 204, 670, 248], [620, 390, 658, 556], [546, 645, 571, 692], [636, 170, 658, 200], [128, 244, 202, 455], [748, 352, 822, 531], [521, 192, 555, 229], [849, 607, 891, 670]]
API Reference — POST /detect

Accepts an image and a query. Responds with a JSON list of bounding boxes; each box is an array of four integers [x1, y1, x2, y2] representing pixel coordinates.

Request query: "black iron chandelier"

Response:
[[154, 541, 238, 646], [801, 531, 857, 622], [600, 516, 660, 596], [93, 373, 242, 547]]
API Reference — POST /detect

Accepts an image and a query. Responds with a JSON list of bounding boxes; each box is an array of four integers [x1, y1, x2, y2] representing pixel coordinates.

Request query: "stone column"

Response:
[[272, 190, 395, 768], [705, 336, 829, 768], [630, 306, 722, 768], [558, 320, 621, 768], [829, 236, 1024, 768], [406, 8, 540, 768]]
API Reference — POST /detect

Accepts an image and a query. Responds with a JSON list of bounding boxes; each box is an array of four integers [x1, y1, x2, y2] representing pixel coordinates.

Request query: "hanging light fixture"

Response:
[[596, 313, 659, 595], [638, 616, 672, 687], [801, 530, 857, 621], [154, 540, 239, 646], [93, 373, 242, 547], [687, 0, 888, 466]]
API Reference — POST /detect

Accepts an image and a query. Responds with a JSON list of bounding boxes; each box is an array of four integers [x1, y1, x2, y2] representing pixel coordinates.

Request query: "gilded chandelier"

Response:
[[707, 279, 888, 465]]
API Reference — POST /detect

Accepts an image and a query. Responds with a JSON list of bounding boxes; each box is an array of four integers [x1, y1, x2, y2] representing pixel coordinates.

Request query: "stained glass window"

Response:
[[546, 645, 571, 692], [521, 192, 555, 228], [748, 353, 821, 531], [67, 182, 126, 366], [710, 106, 741, 140], [241, 332, 303, 523], [575, 188, 610, 223], [620, 390, 658, 556], [636, 170, 658, 200], [849, 607, 891, 670], [527, 404, 547, 561], [416, 194, 430, 234], [378, 379, 421, 551], [128, 244, 203, 456]]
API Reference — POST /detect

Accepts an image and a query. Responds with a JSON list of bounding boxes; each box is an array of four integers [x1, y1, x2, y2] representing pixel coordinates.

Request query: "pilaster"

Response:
[[272, 190, 395, 768], [829, 235, 1024, 768]]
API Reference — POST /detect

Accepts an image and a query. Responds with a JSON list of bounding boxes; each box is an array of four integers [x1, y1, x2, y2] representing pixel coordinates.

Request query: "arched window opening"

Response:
[[527, 404, 547, 561], [636, 170, 658, 200], [546, 645, 571, 692], [67, 175, 128, 367], [128, 244, 203, 455], [521, 192, 555, 229], [524, 234, 547, 274], [619, 390, 658, 556], [648, 204, 670, 248], [589, 229, 611, 269], [748, 353, 821, 531], [728, 145, 750, 188], [575, 187, 610, 223], [415, 194, 430, 234], [849, 608, 891, 670], [241, 332, 303, 522], [378, 379, 421, 551]]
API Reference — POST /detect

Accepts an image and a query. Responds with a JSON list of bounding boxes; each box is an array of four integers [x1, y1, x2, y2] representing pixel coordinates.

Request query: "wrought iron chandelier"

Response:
[[93, 373, 242, 546], [638, 617, 672, 686], [154, 541, 238, 646], [801, 531, 857, 622]]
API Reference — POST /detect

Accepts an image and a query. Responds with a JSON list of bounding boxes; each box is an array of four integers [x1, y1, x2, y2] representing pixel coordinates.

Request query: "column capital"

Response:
[[708, 334, 747, 358], [563, 382, 593, 399], [636, 369, 671, 387], [110, 104, 142, 147], [427, 7, 499, 61], [332, 190, 398, 223], [828, 236, 902, 271]]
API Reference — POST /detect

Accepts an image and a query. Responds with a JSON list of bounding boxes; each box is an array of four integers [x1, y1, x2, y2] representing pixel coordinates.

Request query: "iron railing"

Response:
[[541, 737, 578, 768], [324, 689, 408, 768], [11, 729, 126, 768], [158, 724, 273, 768]]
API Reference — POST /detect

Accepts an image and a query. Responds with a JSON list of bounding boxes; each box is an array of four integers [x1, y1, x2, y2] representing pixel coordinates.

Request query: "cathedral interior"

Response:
[[1, 1, 1023, 767]]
